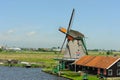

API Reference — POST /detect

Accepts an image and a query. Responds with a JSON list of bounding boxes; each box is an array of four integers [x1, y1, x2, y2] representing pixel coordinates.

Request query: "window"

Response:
[[108, 69, 112, 76], [117, 69, 120, 75], [117, 62, 120, 67]]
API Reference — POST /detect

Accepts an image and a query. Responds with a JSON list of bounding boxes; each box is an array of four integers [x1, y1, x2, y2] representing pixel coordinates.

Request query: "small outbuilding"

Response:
[[75, 55, 120, 77]]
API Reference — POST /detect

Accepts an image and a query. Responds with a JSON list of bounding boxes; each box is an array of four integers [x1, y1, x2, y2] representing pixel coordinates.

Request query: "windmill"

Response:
[[59, 9, 88, 58], [57, 9, 88, 70]]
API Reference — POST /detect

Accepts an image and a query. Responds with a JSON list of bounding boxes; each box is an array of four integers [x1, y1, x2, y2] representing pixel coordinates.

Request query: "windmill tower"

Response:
[[58, 9, 88, 69]]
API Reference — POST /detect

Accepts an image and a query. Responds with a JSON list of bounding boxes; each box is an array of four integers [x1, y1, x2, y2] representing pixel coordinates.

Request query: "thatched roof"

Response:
[[69, 29, 84, 39]]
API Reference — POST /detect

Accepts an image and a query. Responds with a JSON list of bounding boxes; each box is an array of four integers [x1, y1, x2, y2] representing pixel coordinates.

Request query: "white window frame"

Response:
[[117, 69, 120, 75], [117, 62, 120, 67], [108, 69, 112, 76]]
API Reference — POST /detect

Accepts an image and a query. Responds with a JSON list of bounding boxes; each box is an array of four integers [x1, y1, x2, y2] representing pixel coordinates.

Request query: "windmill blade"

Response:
[[64, 9, 75, 57], [67, 8, 75, 34], [81, 38, 88, 55], [60, 36, 67, 53], [67, 44, 72, 58], [59, 8, 75, 53]]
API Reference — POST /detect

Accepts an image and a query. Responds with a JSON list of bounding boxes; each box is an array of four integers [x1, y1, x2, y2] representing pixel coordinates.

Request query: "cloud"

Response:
[[7, 29, 15, 34], [0, 29, 15, 38], [27, 31, 37, 36]]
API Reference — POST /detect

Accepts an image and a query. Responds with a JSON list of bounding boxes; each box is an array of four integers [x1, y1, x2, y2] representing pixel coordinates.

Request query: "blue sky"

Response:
[[0, 0, 120, 50]]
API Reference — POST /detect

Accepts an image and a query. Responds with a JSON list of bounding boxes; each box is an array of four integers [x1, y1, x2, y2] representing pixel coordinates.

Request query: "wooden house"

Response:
[[75, 55, 120, 77]]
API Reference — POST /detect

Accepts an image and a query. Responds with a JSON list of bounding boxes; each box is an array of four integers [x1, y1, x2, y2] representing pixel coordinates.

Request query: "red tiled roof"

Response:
[[75, 55, 120, 69]]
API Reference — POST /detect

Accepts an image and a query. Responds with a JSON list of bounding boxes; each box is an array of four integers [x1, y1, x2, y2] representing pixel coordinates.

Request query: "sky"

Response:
[[0, 0, 120, 50]]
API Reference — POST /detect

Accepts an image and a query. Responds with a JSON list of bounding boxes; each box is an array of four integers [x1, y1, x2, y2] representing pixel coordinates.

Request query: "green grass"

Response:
[[0, 51, 58, 61], [88, 50, 120, 56], [61, 71, 98, 80], [0, 51, 62, 68], [43, 69, 99, 80]]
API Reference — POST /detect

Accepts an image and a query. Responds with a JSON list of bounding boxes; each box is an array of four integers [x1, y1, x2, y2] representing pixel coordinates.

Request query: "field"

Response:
[[0, 50, 119, 62], [0, 51, 61, 68], [0, 51, 57, 62]]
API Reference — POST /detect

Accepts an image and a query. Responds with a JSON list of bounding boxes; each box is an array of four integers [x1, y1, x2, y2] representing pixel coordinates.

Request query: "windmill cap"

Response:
[[69, 29, 85, 38]]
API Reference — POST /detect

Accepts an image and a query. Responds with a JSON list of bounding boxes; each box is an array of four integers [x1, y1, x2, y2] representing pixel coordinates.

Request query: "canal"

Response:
[[0, 66, 69, 80]]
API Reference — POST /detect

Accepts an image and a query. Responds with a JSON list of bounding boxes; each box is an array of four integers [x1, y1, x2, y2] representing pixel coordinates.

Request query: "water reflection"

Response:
[[0, 66, 69, 80]]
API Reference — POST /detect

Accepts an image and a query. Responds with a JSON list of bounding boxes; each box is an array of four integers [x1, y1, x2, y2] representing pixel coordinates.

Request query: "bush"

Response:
[[0, 48, 3, 52]]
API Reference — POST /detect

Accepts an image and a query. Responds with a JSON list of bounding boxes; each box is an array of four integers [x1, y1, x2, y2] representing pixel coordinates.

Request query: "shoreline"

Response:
[[42, 68, 72, 80], [0, 59, 41, 68]]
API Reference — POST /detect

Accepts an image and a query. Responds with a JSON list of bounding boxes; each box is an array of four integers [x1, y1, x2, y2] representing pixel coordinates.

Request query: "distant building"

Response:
[[6, 47, 21, 51], [0, 46, 3, 49], [0, 46, 2, 49]]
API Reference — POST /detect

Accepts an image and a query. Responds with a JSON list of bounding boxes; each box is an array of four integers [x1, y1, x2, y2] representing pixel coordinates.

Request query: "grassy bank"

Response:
[[0, 51, 61, 68], [42, 68, 99, 80]]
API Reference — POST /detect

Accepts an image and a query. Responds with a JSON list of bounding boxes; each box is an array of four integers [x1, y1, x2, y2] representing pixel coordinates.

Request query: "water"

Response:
[[0, 66, 69, 80]]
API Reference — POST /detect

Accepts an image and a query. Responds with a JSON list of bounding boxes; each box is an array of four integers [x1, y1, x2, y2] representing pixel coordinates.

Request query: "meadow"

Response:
[[0, 51, 61, 67], [0, 50, 119, 62]]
